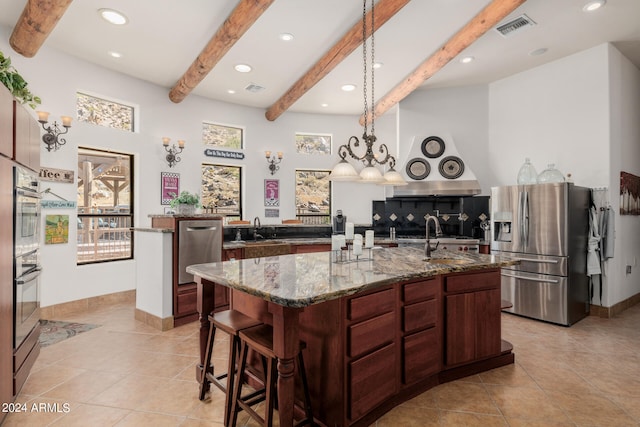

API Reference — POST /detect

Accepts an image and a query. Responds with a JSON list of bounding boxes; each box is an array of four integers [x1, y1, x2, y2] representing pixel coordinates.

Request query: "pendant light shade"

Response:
[[359, 165, 384, 183], [380, 168, 408, 186], [329, 159, 361, 181]]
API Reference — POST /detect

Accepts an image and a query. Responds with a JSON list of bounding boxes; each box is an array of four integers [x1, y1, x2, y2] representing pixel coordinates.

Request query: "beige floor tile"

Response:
[[19, 365, 86, 396], [485, 384, 571, 423], [48, 403, 130, 426], [41, 370, 126, 402], [375, 405, 440, 426], [439, 410, 508, 426], [432, 381, 501, 415], [114, 410, 186, 426], [546, 389, 637, 426], [89, 374, 168, 409], [478, 363, 538, 388]]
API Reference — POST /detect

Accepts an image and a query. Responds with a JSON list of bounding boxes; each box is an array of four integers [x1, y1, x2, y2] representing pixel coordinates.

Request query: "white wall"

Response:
[[607, 44, 640, 305], [0, 25, 393, 307], [488, 43, 640, 307], [398, 85, 490, 193]]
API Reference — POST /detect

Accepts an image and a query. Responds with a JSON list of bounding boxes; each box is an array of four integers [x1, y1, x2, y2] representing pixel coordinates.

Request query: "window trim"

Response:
[[76, 90, 139, 133], [202, 121, 246, 150], [295, 132, 333, 155], [77, 147, 134, 265], [201, 162, 243, 218]]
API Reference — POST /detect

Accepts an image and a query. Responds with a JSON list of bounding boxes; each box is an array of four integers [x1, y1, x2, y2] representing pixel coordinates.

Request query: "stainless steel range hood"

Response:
[[393, 180, 481, 197]]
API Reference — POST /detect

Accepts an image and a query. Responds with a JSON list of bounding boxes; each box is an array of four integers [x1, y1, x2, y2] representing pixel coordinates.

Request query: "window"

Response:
[[295, 170, 331, 224], [295, 133, 332, 155], [77, 148, 133, 264], [203, 122, 243, 149], [76, 92, 135, 132], [201, 164, 242, 218]]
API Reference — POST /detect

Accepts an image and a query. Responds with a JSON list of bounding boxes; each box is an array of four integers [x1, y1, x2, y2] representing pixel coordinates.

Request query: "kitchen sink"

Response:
[[243, 241, 291, 258]]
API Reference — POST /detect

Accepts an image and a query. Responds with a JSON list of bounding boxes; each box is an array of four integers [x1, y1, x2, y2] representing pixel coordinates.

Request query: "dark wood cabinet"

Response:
[[444, 269, 501, 367], [0, 86, 13, 159], [0, 156, 14, 425]]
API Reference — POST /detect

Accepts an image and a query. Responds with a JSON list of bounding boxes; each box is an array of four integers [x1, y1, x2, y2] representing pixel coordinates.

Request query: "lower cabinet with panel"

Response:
[[286, 268, 512, 427]]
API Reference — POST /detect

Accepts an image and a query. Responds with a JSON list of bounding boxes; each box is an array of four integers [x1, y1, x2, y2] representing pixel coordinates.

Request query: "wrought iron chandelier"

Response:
[[329, 0, 406, 186]]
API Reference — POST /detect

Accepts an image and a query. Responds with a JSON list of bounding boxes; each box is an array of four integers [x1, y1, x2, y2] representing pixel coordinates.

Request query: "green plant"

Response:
[[169, 191, 200, 208], [0, 50, 41, 109]]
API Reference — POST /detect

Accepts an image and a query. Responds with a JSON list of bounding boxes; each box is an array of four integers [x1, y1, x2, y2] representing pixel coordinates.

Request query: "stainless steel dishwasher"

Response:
[[177, 219, 222, 285]]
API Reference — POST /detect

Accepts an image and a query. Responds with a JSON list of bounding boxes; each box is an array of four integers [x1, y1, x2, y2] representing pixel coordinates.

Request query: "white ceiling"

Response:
[[0, 0, 639, 117]]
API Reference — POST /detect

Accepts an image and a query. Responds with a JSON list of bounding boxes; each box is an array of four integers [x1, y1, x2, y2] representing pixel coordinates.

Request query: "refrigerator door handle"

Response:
[[511, 257, 559, 264], [522, 190, 529, 248], [501, 272, 560, 284]]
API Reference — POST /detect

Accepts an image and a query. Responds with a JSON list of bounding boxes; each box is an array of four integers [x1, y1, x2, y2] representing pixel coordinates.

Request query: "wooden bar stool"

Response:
[[230, 324, 314, 427], [199, 310, 262, 427]]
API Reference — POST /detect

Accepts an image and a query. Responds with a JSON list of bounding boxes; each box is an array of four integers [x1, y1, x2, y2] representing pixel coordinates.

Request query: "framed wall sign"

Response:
[[161, 172, 180, 205], [265, 179, 280, 207], [45, 215, 69, 244]]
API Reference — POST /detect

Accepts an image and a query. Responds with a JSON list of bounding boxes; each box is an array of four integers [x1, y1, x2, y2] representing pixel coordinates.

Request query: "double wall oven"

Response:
[[14, 166, 41, 349]]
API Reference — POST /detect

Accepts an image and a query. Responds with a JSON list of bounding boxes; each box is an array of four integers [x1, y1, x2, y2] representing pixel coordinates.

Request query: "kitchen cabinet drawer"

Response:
[[445, 270, 499, 293], [348, 311, 395, 359], [348, 342, 396, 421], [347, 287, 394, 322], [403, 327, 439, 383], [403, 277, 438, 304], [176, 286, 197, 317], [403, 299, 437, 333]]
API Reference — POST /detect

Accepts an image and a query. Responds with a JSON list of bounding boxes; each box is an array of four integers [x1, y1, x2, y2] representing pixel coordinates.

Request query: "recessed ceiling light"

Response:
[[108, 51, 122, 58], [227, 89, 236, 94], [321, 103, 329, 108], [279, 33, 294, 41], [234, 64, 252, 73], [460, 56, 475, 64], [529, 47, 548, 56], [373, 62, 383, 69], [341, 84, 357, 92], [99, 8, 128, 25], [583, 0, 606, 12]]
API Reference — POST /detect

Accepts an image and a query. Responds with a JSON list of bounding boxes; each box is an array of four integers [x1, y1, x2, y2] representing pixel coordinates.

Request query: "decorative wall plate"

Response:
[[438, 156, 465, 179], [421, 136, 445, 158], [405, 158, 430, 180]]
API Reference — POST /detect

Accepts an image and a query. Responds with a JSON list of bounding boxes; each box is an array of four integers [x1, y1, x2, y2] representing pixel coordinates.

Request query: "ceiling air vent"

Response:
[[245, 83, 265, 93], [495, 14, 536, 37]]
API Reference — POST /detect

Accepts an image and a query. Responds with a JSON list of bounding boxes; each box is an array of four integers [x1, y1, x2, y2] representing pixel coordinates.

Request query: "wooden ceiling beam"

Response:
[[360, 0, 527, 125], [9, 0, 74, 58], [265, 0, 411, 122], [169, 0, 275, 104]]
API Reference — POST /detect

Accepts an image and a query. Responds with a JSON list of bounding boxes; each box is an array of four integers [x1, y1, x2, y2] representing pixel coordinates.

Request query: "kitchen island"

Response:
[[187, 247, 518, 427]]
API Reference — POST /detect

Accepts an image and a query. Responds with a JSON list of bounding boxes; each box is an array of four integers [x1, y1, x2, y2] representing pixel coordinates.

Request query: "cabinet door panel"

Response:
[[348, 311, 395, 358], [475, 288, 501, 359], [347, 288, 394, 322], [403, 299, 437, 333], [0, 86, 12, 158], [348, 343, 396, 421], [403, 328, 439, 383], [445, 293, 475, 366]]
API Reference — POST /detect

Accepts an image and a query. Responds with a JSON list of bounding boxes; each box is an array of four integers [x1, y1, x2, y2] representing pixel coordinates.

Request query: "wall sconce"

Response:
[[37, 111, 72, 152], [265, 151, 283, 175], [163, 137, 185, 168]]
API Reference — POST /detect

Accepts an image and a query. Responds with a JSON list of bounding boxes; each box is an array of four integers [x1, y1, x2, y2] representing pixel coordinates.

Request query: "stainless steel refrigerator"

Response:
[[490, 182, 590, 326]]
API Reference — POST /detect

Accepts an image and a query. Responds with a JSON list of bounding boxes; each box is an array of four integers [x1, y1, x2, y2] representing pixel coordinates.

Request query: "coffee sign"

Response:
[[40, 167, 74, 183]]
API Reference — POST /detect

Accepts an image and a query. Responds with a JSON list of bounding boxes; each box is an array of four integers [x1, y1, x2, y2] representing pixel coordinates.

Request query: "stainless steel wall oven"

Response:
[[13, 166, 41, 349]]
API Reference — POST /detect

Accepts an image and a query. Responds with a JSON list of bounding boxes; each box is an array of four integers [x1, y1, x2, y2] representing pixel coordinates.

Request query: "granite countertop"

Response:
[[186, 247, 518, 308]]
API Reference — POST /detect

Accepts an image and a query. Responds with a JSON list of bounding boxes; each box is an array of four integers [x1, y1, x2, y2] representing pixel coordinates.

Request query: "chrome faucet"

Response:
[[425, 214, 443, 259], [253, 216, 263, 241]]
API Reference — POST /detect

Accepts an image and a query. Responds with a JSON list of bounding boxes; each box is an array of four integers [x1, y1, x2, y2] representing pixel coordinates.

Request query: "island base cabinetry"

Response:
[[230, 270, 509, 427]]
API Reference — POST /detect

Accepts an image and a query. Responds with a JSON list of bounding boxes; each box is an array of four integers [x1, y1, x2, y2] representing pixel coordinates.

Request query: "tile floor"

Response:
[[3, 302, 640, 427]]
